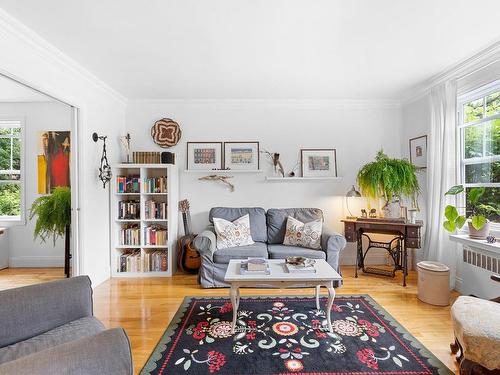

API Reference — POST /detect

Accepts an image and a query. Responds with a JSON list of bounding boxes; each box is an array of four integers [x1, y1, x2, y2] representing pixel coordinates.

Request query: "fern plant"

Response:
[[29, 186, 71, 244], [356, 150, 420, 208]]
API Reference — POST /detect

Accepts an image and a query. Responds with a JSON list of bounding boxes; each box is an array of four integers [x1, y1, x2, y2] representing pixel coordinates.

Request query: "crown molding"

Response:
[[401, 40, 500, 105], [0, 9, 127, 106], [128, 98, 401, 108]]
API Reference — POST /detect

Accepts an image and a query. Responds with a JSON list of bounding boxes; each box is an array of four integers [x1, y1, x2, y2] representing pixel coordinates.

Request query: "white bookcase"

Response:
[[110, 164, 178, 277]]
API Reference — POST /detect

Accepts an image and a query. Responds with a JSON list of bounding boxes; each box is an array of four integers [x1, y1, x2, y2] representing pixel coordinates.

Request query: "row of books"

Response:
[[144, 225, 168, 245], [144, 200, 167, 220], [118, 250, 168, 272], [144, 176, 167, 193], [117, 176, 140, 193], [132, 151, 161, 164], [120, 224, 140, 245], [118, 200, 140, 220]]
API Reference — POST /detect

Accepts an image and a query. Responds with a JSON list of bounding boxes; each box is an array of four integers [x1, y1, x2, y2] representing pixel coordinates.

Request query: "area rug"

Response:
[[141, 295, 452, 375]]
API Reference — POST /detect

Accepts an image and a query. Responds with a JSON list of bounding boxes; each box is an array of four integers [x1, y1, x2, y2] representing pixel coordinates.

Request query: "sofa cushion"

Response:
[[210, 207, 267, 242], [0, 316, 105, 365], [268, 244, 326, 260], [213, 214, 255, 249], [267, 208, 324, 244], [283, 216, 322, 249], [213, 242, 268, 264]]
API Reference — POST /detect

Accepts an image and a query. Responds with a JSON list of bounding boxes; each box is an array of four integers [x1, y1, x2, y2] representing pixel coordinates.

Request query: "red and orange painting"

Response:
[[37, 131, 70, 194]]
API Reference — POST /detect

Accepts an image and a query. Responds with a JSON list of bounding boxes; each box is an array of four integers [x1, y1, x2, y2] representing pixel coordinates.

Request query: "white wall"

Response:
[[127, 100, 402, 265], [0, 101, 71, 267], [0, 10, 127, 286]]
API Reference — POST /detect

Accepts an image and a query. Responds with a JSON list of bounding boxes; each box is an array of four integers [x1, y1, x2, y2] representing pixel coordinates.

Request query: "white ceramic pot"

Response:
[[382, 198, 401, 219], [468, 220, 490, 240]]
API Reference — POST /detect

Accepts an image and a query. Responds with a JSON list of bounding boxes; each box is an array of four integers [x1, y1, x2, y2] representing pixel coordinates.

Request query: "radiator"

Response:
[[461, 245, 500, 299]]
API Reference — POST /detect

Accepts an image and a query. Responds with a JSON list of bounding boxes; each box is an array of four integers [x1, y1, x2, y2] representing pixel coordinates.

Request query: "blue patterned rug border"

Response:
[[140, 294, 454, 375]]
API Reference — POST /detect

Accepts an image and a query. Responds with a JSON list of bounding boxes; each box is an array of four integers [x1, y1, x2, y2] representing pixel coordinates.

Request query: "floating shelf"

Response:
[[184, 170, 262, 173], [265, 176, 343, 181]]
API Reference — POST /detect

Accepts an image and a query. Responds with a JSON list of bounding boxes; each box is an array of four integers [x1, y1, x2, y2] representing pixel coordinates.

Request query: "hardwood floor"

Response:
[[0, 267, 65, 290], [92, 267, 460, 375]]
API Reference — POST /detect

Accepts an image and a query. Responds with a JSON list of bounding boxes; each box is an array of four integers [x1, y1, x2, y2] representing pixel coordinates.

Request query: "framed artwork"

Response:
[[187, 142, 223, 170], [223, 142, 260, 170], [409, 135, 427, 169], [38, 131, 71, 194], [300, 149, 337, 177]]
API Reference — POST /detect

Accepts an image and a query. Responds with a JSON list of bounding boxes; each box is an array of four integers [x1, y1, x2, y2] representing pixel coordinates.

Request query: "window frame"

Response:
[[0, 118, 25, 224], [457, 79, 500, 231]]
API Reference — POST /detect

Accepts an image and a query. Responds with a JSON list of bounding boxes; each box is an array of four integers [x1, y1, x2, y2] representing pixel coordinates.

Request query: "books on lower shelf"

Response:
[[117, 175, 140, 193], [118, 200, 140, 220], [144, 200, 167, 220], [144, 176, 167, 193], [118, 249, 168, 272], [120, 224, 140, 245], [144, 225, 167, 245]]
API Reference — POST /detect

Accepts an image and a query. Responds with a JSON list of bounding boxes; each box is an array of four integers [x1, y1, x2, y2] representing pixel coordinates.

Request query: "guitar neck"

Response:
[[182, 211, 193, 236]]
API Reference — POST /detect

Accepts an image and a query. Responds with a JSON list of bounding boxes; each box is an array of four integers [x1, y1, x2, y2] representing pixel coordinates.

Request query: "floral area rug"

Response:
[[141, 295, 452, 375]]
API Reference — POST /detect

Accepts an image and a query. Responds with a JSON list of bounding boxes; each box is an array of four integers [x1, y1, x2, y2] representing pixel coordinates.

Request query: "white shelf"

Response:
[[115, 245, 141, 249], [184, 169, 262, 173], [143, 219, 168, 222], [142, 192, 167, 195], [112, 271, 170, 278], [116, 219, 141, 223], [115, 192, 140, 195], [141, 245, 168, 248], [115, 163, 169, 168], [265, 176, 342, 181]]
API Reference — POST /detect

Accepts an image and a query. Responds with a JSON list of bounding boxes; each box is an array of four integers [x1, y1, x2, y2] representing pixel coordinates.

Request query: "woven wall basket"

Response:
[[151, 118, 182, 148]]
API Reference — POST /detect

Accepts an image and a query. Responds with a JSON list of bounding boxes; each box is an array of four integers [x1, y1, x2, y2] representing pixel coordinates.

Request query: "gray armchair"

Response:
[[0, 276, 133, 375], [194, 207, 346, 288]]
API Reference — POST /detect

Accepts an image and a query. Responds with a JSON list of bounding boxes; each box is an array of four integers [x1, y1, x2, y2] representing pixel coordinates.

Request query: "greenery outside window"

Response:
[[458, 81, 500, 226], [0, 119, 23, 222]]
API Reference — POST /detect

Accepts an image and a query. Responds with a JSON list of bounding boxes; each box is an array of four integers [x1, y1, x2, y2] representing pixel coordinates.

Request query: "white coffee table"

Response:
[[224, 259, 342, 333]]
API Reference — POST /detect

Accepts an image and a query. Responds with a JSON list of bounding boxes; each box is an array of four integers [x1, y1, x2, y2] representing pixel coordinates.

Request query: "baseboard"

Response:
[[9, 256, 64, 268]]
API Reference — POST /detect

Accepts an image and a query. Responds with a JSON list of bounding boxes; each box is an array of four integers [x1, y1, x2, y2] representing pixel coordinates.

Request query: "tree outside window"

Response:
[[0, 121, 22, 219]]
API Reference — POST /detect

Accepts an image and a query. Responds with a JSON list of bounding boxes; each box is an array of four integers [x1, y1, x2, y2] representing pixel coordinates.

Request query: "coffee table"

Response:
[[224, 259, 342, 334]]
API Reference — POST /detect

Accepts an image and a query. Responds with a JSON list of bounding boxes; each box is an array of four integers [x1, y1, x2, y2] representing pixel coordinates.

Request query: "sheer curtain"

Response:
[[423, 79, 458, 288]]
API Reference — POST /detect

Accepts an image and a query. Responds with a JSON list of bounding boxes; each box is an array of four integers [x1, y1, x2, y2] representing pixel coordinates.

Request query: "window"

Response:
[[458, 81, 500, 224], [0, 119, 23, 221]]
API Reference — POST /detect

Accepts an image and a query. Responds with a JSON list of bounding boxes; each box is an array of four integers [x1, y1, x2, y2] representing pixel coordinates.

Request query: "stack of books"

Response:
[[143, 176, 167, 193], [144, 225, 168, 245], [116, 176, 140, 193], [144, 200, 167, 220], [120, 224, 140, 245], [285, 262, 316, 274], [118, 250, 168, 272], [118, 200, 140, 220], [132, 151, 161, 164], [240, 258, 270, 275]]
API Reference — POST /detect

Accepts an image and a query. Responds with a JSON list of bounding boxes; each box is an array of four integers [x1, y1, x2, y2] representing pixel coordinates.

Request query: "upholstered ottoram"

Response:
[[194, 207, 346, 288], [451, 296, 500, 371]]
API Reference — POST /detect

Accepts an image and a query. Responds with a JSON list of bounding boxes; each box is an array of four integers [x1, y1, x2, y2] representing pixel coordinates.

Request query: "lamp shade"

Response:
[[346, 185, 361, 198]]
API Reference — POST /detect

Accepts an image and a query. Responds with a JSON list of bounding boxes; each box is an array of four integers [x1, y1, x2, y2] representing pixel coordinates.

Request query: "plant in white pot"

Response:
[[443, 185, 499, 239], [356, 150, 420, 218]]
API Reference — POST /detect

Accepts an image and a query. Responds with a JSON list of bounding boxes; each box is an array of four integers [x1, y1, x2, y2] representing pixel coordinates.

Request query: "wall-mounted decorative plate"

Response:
[[151, 118, 182, 148]]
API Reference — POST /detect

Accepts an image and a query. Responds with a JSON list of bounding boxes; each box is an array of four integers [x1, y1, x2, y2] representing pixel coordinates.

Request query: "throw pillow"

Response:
[[283, 216, 322, 250], [213, 214, 255, 249]]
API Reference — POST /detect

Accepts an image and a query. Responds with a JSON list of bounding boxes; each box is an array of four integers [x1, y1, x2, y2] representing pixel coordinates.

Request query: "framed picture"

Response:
[[38, 131, 71, 194], [409, 135, 427, 169], [300, 149, 337, 177], [223, 142, 260, 170], [187, 142, 223, 170]]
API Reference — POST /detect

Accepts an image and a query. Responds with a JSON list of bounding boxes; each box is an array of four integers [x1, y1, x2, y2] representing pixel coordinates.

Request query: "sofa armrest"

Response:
[[193, 228, 217, 262], [0, 276, 93, 348], [0, 328, 133, 375], [322, 231, 347, 273]]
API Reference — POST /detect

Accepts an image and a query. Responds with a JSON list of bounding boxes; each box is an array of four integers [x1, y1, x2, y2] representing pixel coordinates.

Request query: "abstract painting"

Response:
[[37, 131, 71, 194]]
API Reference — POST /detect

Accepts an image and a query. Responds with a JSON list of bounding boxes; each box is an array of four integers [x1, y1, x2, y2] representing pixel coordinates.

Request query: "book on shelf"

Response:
[[144, 200, 167, 220], [118, 200, 140, 220], [144, 176, 167, 193], [120, 224, 140, 245], [132, 151, 161, 164], [118, 250, 168, 272], [117, 175, 140, 193], [144, 225, 168, 245], [285, 263, 316, 274]]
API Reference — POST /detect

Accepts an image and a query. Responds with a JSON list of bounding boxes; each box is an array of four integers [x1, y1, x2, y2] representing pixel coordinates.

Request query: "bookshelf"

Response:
[[110, 164, 178, 277]]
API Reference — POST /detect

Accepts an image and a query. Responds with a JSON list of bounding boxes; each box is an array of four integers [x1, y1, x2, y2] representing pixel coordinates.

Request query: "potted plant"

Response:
[[443, 185, 499, 239], [356, 150, 420, 218], [29, 186, 71, 276]]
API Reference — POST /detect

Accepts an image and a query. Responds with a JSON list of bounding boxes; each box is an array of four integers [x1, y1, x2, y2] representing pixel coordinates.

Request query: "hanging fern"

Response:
[[356, 150, 420, 208], [29, 186, 71, 244]]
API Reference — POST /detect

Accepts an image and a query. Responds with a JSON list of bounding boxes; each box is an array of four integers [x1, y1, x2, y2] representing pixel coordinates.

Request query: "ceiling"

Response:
[[0, 75, 54, 102], [0, 0, 499, 100]]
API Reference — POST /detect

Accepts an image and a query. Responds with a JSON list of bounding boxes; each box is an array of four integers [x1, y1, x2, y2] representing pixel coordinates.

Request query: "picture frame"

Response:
[[223, 142, 260, 170], [186, 142, 223, 170], [409, 135, 427, 169], [300, 148, 337, 177]]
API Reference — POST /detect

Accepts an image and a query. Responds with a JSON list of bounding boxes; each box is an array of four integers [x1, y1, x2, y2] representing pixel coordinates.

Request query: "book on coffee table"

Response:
[[285, 263, 316, 274]]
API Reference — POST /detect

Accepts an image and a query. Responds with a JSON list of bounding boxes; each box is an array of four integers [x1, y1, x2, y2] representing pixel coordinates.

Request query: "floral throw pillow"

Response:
[[213, 214, 255, 250], [283, 216, 322, 250]]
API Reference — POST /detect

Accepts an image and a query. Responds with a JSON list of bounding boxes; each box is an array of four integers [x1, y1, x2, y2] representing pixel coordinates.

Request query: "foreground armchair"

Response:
[[0, 276, 132, 375]]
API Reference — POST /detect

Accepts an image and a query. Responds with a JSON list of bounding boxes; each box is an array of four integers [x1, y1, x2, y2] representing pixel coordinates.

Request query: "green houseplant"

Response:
[[443, 185, 499, 239], [356, 150, 420, 218], [29, 186, 71, 276]]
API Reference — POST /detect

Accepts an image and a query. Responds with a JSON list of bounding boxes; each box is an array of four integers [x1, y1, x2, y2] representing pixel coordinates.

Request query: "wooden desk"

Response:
[[342, 219, 423, 286]]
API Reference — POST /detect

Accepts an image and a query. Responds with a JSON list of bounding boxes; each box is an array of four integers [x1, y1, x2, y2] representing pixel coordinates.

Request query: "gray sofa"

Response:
[[194, 207, 347, 288], [0, 276, 133, 375]]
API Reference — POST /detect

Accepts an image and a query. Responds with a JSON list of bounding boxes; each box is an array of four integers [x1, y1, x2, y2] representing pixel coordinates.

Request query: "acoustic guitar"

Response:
[[177, 199, 200, 273]]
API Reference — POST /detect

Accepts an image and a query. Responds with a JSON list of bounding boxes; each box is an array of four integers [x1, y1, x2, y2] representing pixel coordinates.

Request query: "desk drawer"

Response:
[[406, 226, 421, 238], [345, 231, 356, 242], [406, 237, 421, 248]]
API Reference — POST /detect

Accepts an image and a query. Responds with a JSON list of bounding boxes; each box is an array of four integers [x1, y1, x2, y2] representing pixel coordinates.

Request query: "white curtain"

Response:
[[424, 79, 458, 288]]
